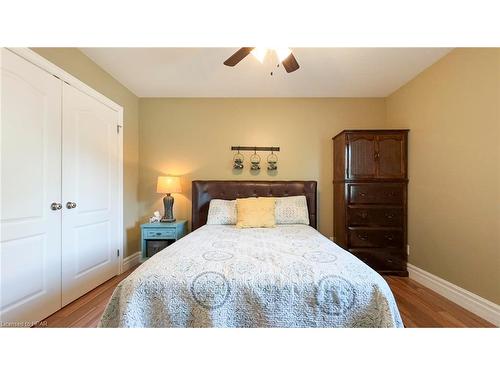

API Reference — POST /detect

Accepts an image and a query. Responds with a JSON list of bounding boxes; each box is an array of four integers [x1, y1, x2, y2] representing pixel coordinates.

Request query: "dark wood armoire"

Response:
[[333, 129, 409, 276]]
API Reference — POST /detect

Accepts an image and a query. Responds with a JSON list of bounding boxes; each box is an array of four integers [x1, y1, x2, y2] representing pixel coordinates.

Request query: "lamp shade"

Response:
[[157, 176, 181, 194]]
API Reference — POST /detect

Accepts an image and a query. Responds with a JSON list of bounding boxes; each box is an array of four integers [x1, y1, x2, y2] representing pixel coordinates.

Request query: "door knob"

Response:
[[50, 202, 62, 210], [66, 202, 77, 209]]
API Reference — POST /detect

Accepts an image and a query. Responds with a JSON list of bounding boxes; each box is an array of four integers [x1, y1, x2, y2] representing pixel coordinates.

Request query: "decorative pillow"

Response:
[[206, 199, 237, 225], [236, 197, 276, 228], [275, 196, 310, 225]]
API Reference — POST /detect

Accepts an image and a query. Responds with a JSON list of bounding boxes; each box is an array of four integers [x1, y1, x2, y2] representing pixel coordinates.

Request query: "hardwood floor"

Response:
[[34, 268, 136, 328], [35, 268, 494, 328], [385, 276, 493, 327]]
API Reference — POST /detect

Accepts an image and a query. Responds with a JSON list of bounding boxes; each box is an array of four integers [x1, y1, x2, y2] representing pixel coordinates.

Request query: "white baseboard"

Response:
[[407, 263, 499, 327], [121, 251, 141, 273]]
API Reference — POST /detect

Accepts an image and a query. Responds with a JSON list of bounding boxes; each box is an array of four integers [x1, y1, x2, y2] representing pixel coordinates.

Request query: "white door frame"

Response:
[[6, 48, 125, 274]]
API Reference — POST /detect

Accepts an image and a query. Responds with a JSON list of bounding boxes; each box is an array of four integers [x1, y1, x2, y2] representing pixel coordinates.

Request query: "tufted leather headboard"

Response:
[[192, 180, 317, 230]]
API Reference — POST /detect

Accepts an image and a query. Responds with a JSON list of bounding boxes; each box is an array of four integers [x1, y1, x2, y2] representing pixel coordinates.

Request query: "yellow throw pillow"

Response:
[[236, 197, 277, 228]]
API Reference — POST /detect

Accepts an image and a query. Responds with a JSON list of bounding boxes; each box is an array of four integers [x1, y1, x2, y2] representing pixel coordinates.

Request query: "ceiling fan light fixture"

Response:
[[251, 48, 268, 63], [275, 48, 292, 63], [223, 47, 299, 73]]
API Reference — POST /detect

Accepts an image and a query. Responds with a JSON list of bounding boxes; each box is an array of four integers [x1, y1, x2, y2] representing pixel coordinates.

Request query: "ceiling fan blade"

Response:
[[223, 47, 254, 66], [282, 53, 300, 73]]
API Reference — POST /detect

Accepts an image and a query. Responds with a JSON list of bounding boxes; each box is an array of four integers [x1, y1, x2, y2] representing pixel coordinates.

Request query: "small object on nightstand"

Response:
[[141, 220, 188, 260], [149, 211, 162, 223], [156, 176, 182, 222]]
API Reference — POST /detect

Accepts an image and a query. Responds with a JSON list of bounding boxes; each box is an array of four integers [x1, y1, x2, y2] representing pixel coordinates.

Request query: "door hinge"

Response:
[[117, 249, 120, 257], [117, 124, 122, 134]]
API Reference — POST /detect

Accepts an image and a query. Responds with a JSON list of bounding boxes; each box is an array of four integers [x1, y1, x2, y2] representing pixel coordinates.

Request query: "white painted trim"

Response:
[[116, 107, 124, 274], [5, 48, 125, 276], [407, 263, 500, 327], [6, 48, 123, 117], [121, 252, 141, 273]]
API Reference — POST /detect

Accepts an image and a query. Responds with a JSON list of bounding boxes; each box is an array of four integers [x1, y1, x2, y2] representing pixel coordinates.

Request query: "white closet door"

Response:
[[61, 83, 119, 306], [0, 49, 62, 324]]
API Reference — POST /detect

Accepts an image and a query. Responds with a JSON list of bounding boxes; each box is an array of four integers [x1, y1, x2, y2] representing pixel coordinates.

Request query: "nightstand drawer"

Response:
[[145, 229, 176, 238]]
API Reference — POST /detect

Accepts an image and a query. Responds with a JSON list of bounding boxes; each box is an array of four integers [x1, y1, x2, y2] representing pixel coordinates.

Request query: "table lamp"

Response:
[[156, 176, 181, 222]]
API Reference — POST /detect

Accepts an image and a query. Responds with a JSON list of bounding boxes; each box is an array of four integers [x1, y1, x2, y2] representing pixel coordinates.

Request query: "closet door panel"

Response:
[[0, 49, 62, 324], [62, 83, 119, 306]]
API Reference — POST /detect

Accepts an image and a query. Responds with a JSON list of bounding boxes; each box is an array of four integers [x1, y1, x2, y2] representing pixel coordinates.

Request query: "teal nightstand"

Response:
[[140, 220, 188, 260]]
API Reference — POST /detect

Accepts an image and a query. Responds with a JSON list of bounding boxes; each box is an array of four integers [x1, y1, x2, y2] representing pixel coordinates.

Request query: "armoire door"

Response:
[[61, 83, 119, 306], [347, 134, 377, 179], [1, 49, 62, 324], [377, 134, 406, 179]]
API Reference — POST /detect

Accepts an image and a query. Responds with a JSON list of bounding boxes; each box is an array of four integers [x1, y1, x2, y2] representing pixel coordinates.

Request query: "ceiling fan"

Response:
[[223, 47, 300, 73]]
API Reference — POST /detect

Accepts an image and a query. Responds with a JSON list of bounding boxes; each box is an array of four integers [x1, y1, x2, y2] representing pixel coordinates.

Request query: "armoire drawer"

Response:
[[348, 228, 403, 248], [146, 228, 176, 238], [348, 184, 404, 205], [347, 206, 403, 227], [349, 249, 404, 272]]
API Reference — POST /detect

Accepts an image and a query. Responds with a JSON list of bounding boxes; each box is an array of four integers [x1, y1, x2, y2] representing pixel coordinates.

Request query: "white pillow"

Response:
[[206, 199, 237, 225], [275, 196, 310, 225], [206, 196, 310, 225]]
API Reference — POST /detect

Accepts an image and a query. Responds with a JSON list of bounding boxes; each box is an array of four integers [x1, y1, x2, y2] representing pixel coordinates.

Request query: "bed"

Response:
[[100, 180, 403, 328]]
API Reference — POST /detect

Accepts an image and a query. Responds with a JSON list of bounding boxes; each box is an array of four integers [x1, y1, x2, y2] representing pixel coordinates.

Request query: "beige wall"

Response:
[[386, 48, 500, 303], [32, 47, 500, 304], [139, 98, 386, 237], [32, 48, 140, 257]]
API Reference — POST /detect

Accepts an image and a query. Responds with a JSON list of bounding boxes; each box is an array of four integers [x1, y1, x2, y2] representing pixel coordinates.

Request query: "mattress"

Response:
[[100, 224, 403, 327]]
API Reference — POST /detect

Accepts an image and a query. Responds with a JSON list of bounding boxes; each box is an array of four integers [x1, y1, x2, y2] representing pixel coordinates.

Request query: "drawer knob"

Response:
[[357, 212, 368, 219], [357, 234, 369, 241], [359, 192, 366, 197], [385, 234, 394, 241], [385, 213, 394, 219]]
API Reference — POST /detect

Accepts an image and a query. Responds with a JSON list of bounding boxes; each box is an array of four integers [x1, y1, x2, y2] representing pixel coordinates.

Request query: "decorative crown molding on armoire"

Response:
[[333, 129, 409, 276]]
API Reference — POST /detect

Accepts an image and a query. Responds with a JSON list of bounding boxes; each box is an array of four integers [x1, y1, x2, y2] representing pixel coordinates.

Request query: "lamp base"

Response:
[[161, 193, 176, 222], [160, 218, 176, 223]]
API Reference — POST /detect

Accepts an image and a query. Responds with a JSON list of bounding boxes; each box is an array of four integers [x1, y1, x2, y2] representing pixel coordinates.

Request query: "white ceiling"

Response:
[[80, 48, 452, 97]]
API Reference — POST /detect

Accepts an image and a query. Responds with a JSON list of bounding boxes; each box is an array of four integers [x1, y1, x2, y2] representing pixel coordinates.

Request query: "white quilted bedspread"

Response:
[[100, 225, 403, 328]]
